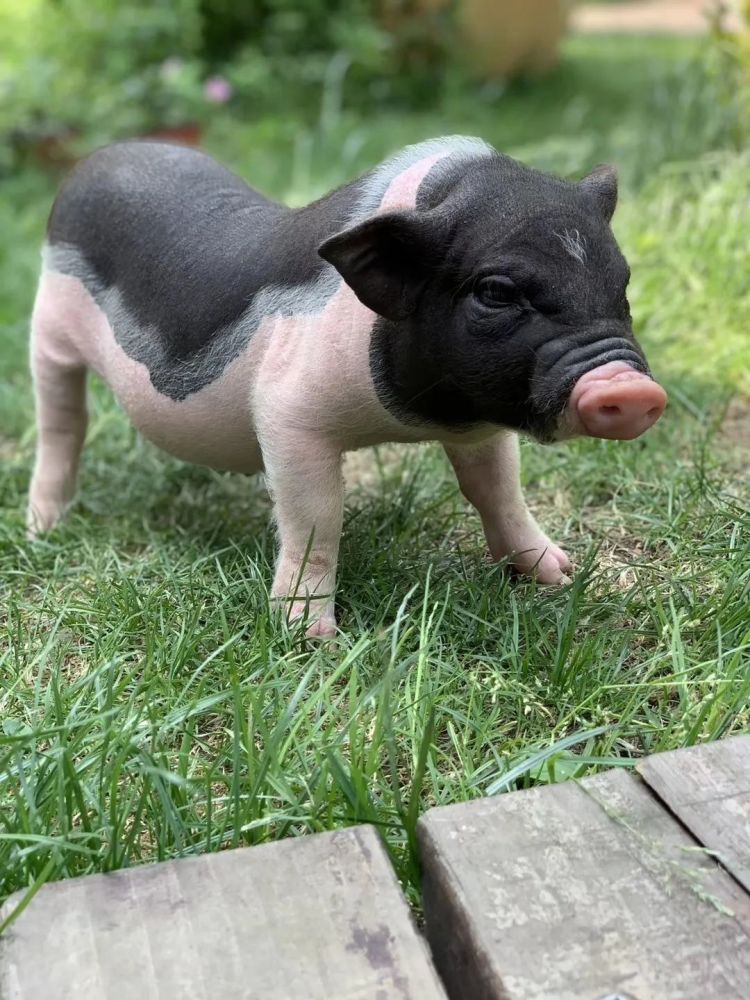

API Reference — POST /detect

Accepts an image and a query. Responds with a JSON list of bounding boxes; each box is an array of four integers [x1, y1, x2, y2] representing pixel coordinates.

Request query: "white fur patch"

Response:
[[353, 135, 493, 223], [555, 228, 587, 265]]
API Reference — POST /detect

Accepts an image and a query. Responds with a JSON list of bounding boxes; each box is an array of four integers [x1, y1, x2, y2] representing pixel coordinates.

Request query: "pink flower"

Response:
[[203, 76, 233, 104]]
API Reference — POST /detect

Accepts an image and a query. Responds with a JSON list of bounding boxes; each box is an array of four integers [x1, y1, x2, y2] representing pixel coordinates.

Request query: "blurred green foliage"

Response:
[[1, 0, 748, 179], [0, 0, 452, 172], [199, 0, 380, 63], [717, 0, 750, 122], [0, 0, 204, 167]]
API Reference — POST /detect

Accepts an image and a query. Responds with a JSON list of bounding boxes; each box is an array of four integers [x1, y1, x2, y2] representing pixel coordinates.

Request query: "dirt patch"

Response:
[[342, 444, 415, 497], [572, 0, 740, 35], [719, 396, 750, 455], [594, 534, 646, 589]]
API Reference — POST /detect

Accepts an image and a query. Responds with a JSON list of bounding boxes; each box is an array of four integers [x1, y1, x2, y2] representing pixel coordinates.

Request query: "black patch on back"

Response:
[[47, 141, 365, 394]]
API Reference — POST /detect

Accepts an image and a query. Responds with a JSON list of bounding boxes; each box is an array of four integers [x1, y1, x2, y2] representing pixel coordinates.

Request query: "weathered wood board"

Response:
[[419, 769, 750, 1000], [638, 735, 750, 893], [1, 825, 446, 1000]]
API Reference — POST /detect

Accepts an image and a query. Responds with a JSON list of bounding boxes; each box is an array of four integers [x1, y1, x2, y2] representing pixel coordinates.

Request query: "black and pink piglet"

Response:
[[28, 136, 667, 635]]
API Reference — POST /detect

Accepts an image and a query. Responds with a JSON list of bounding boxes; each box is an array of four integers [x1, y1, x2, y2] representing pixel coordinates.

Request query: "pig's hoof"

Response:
[[305, 616, 338, 640], [26, 501, 64, 540], [509, 540, 572, 585], [284, 599, 338, 640]]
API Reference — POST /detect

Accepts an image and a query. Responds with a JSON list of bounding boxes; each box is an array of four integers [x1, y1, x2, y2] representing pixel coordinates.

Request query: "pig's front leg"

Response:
[[445, 432, 571, 584], [260, 429, 344, 638]]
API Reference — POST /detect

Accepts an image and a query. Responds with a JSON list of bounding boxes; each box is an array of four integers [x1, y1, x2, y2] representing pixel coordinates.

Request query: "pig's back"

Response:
[[42, 141, 370, 403], [46, 142, 288, 371], [40, 134, 495, 418]]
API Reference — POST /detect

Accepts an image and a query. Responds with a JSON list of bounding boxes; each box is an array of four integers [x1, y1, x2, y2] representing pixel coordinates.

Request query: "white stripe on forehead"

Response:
[[349, 135, 494, 223], [555, 228, 588, 265]]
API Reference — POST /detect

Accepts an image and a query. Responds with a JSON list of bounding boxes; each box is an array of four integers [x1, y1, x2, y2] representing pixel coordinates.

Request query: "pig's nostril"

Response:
[[600, 405, 621, 416], [647, 406, 661, 419]]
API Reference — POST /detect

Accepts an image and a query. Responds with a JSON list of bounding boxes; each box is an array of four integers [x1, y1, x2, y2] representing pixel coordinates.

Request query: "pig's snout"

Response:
[[568, 361, 667, 440]]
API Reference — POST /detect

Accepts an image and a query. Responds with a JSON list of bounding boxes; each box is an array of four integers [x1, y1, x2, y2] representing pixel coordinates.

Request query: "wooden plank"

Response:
[[638, 735, 750, 893], [0, 825, 446, 1000], [418, 770, 750, 1000]]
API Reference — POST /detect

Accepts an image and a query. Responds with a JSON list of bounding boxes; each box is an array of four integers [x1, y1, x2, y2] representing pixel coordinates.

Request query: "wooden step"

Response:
[[638, 734, 750, 893], [1, 825, 446, 1000], [4, 738, 749, 999], [419, 744, 750, 1000]]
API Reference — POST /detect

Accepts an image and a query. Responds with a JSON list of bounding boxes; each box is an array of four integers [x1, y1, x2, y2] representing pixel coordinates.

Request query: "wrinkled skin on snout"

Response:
[[321, 158, 667, 446]]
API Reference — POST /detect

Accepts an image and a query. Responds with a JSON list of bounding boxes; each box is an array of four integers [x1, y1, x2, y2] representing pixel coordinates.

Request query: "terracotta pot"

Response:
[[145, 123, 203, 146], [458, 0, 570, 77], [381, 0, 570, 79], [23, 129, 80, 168]]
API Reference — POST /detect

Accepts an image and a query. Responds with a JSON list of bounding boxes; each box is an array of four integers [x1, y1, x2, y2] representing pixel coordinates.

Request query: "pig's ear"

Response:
[[318, 212, 440, 321], [579, 164, 618, 222]]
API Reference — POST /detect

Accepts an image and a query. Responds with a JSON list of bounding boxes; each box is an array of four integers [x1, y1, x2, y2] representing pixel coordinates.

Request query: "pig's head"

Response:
[[319, 153, 666, 443]]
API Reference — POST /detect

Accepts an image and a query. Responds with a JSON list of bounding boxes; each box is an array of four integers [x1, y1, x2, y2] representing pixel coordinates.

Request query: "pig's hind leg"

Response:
[[445, 432, 571, 585], [27, 276, 88, 537]]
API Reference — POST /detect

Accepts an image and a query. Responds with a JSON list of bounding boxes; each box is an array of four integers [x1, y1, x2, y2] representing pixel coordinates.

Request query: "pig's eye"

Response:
[[474, 276, 523, 309]]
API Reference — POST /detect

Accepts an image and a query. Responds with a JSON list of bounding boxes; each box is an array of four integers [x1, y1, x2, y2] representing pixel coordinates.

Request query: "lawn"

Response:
[[1, 33, 749, 916]]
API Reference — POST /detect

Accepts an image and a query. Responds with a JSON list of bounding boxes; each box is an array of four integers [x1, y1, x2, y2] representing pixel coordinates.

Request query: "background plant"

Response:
[[0, 0, 454, 171]]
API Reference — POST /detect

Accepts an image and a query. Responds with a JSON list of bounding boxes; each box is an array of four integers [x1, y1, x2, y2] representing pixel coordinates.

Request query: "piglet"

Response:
[[28, 136, 666, 636]]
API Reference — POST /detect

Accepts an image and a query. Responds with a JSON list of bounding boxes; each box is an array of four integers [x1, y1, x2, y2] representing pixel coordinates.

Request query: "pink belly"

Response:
[[34, 271, 264, 473]]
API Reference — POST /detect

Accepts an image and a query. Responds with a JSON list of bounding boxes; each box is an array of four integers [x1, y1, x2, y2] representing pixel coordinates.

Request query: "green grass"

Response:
[[1, 34, 749, 918]]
